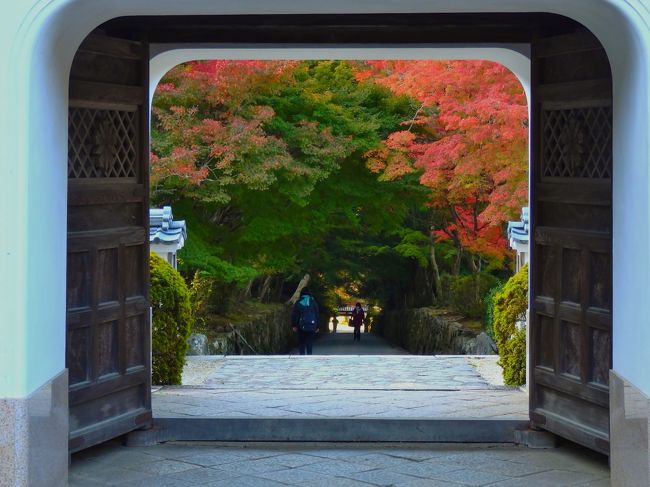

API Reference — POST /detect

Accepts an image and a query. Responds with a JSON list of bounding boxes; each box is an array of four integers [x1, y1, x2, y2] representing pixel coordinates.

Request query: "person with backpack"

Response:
[[350, 302, 365, 342], [291, 288, 320, 355]]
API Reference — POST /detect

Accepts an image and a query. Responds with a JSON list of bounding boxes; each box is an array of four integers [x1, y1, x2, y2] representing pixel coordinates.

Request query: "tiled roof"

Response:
[[150, 206, 187, 247], [507, 207, 529, 245], [337, 304, 368, 315]]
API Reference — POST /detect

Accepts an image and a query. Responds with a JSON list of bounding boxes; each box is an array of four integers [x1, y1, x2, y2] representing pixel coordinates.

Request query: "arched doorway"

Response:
[[65, 13, 612, 456], [8, 1, 650, 485]]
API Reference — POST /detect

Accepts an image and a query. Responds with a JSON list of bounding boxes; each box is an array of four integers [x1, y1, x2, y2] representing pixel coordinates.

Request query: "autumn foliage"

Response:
[[150, 59, 529, 319], [358, 60, 528, 268], [151, 61, 349, 205]]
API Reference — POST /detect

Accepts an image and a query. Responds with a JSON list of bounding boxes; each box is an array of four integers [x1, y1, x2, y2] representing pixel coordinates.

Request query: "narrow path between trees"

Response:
[[291, 330, 408, 356]]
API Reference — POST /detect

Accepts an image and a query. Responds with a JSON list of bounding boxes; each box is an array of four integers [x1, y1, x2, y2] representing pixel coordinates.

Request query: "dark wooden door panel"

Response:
[[531, 29, 613, 455], [67, 33, 151, 453]]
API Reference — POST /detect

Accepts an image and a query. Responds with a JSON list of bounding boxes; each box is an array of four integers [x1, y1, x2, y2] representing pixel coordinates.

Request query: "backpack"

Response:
[[298, 295, 318, 332]]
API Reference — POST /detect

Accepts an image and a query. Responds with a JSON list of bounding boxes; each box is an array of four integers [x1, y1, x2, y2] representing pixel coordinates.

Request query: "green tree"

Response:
[[150, 253, 193, 385], [151, 60, 426, 307], [492, 264, 528, 385], [150, 59, 517, 327]]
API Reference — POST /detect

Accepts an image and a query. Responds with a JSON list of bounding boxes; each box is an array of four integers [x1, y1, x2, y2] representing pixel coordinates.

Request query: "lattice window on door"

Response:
[[541, 106, 612, 178], [68, 107, 138, 178]]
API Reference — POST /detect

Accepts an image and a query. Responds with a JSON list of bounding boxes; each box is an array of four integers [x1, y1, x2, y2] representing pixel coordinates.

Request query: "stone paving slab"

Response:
[[183, 355, 500, 390], [70, 440, 610, 486], [154, 388, 528, 419], [155, 350, 528, 420]]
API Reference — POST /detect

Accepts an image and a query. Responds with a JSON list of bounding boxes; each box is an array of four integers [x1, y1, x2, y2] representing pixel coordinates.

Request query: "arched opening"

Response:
[[5, 1, 650, 485], [146, 54, 532, 434], [65, 13, 612, 456]]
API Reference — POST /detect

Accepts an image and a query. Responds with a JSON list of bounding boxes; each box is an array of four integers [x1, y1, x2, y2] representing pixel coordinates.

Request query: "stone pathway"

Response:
[[73, 333, 603, 486], [69, 440, 610, 486], [291, 331, 409, 355], [154, 387, 527, 419], [154, 333, 527, 419], [184, 355, 498, 390]]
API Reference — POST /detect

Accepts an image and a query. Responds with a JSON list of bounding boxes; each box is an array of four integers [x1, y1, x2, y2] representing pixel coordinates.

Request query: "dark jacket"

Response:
[[291, 294, 320, 331], [350, 307, 364, 327]]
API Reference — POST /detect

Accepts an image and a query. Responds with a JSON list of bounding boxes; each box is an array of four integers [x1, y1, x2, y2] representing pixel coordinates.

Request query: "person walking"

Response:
[[291, 288, 320, 355], [331, 315, 339, 333], [350, 302, 364, 342]]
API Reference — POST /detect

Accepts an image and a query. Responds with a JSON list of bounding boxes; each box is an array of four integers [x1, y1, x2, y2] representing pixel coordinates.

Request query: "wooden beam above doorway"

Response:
[[102, 13, 582, 46]]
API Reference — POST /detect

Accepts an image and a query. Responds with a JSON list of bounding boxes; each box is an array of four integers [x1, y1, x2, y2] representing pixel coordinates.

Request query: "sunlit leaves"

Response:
[[151, 60, 421, 290], [359, 60, 528, 266]]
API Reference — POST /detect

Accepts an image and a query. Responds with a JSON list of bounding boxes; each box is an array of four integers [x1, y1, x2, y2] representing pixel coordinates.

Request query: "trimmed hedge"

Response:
[[483, 283, 505, 341], [492, 264, 528, 385], [499, 326, 526, 385], [150, 253, 193, 385]]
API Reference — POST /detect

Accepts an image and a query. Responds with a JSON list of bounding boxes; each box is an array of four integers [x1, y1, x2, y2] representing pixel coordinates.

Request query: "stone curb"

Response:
[[126, 418, 530, 446]]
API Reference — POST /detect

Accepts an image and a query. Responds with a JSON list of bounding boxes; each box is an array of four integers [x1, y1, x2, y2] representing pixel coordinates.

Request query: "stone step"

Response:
[[126, 417, 530, 446]]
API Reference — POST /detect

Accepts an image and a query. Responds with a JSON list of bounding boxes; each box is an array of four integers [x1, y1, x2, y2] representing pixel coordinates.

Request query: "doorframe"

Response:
[[3, 2, 650, 483]]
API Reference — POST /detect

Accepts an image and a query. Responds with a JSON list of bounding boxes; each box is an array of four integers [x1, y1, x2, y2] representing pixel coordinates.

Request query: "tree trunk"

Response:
[[243, 278, 255, 298], [423, 265, 433, 305], [453, 247, 463, 275], [468, 255, 482, 308], [273, 277, 285, 301], [258, 274, 273, 303], [286, 273, 311, 305], [429, 235, 443, 301], [468, 254, 479, 274]]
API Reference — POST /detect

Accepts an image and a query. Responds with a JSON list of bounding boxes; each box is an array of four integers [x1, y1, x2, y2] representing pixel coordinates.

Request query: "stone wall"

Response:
[[379, 307, 495, 355], [187, 304, 297, 355]]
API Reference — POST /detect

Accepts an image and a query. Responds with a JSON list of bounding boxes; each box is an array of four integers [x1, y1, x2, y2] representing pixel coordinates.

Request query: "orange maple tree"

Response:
[[359, 60, 528, 269], [151, 60, 348, 204]]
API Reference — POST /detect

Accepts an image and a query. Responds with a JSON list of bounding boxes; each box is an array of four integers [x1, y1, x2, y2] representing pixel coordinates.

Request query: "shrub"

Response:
[[499, 327, 527, 385], [484, 283, 505, 340], [442, 272, 501, 319], [150, 253, 193, 385], [492, 264, 528, 385], [189, 271, 214, 328]]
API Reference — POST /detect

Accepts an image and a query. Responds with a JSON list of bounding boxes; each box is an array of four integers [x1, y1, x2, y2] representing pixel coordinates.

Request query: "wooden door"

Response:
[[66, 33, 151, 452], [530, 28, 613, 454]]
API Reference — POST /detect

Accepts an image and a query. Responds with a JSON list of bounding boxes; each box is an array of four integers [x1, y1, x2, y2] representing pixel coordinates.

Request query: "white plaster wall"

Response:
[[0, 6, 26, 398], [0, 1, 70, 398], [150, 45, 531, 104], [0, 0, 649, 400], [151, 244, 178, 268]]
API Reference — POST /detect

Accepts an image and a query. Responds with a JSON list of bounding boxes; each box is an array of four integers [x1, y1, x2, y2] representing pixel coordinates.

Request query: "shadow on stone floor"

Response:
[[69, 438, 610, 487]]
